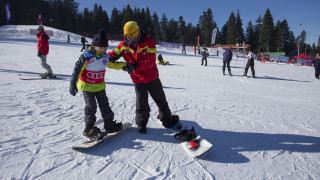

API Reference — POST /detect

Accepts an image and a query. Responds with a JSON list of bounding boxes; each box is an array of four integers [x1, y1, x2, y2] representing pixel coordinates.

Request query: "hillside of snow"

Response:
[[0, 25, 319, 180]]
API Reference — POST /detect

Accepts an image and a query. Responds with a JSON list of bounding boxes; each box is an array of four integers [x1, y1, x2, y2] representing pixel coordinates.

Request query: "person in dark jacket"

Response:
[[312, 54, 320, 79], [108, 21, 180, 134], [201, 46, 209, 66], [69, 29, 127, 140], [81, 36, 88, 52], [222, 47, 233, 76]]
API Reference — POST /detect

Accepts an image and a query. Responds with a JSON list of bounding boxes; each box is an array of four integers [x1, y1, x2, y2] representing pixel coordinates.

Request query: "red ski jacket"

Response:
[[108, 32, 158, 84], [37, 32, 49, 55]]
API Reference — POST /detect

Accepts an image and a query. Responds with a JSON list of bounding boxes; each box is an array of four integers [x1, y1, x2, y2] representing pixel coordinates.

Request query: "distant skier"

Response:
[[197, 44, 200, 54], [36, 25, 55, 78], [182, 43, 186, 54], [81, 36, 88, 52], [69, 29, 127, 140], [222, 47, 233, 76], [243, 50, 256, 78], [312, 54, 320, 79], [108, 21, 180, 134], [67, 34, 70, 43], [193, 44, 196, 55], [201, 45, 209, 66]]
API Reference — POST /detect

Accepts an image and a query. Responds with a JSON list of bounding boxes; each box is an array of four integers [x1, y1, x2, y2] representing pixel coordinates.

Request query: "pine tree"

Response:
[[280, 19, 296, 56], [178, 16, 187, 43], [274, 20, 282, 52], [121, 5, 133, 28], [110, 8, 122, 34], [245, 21, 256, 50], [227, 12, 236, 44], [235, 10, 244, 44], [219, 22, 228, 45], [151, 12, 161, 41], [167, 18, 178, 42], [160, 13, 168, 41], [259, 9, 275, 52], [144, 7, 153, 35]]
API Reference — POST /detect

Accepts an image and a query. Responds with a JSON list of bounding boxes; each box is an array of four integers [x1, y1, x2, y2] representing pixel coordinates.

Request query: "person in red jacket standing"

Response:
[[36, 25, 55, 78], [108, 21, 180, 134]]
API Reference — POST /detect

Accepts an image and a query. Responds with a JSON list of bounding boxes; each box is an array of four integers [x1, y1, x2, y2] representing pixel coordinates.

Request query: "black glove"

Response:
[[37, 51, 42, 57], [126, 63, 137, 74], [122, 65, 128, 72], [69, 83, 78, 96]]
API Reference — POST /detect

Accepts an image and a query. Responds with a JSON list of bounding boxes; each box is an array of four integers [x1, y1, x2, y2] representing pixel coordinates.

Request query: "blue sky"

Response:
[[76, 0, 319, 45]]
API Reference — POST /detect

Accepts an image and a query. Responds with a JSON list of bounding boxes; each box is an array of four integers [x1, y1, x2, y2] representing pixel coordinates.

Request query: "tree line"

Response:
[[0, 0, 319, 57]]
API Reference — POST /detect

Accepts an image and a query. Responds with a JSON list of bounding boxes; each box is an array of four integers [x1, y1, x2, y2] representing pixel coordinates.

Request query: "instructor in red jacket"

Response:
[[109, 21, 180, 134]]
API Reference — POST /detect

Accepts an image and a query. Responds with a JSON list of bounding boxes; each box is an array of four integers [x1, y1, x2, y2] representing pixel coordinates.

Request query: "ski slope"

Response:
[[0, 25, 319, 180]]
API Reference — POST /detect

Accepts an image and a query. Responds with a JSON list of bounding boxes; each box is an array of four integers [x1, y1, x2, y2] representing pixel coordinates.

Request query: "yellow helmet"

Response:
[[123, 21, 140, 37]]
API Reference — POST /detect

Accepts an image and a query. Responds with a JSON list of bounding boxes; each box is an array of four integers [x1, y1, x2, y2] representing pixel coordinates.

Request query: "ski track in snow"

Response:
[[1, 26, 320, 179]]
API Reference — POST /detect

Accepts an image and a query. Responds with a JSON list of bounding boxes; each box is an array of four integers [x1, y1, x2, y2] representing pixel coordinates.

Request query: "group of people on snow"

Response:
[[35, 21, 319, 140], [69, 21, 180, 140]]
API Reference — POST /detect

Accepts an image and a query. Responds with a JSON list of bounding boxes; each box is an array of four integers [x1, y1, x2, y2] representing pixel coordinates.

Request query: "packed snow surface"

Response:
[[0, 25, 319, 179]]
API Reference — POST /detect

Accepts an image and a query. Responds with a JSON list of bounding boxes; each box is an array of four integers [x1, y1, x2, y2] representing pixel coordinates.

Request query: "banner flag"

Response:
[[5, 2, 11, 22], [211, 28, 217, 45]]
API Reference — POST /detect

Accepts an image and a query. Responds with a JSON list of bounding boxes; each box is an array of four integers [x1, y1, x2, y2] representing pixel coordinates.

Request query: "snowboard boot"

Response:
[[137, 125, 147, 134], [174, 127, 197, 143], [83, 126, 103, 141], [105, 120, 123, 133]]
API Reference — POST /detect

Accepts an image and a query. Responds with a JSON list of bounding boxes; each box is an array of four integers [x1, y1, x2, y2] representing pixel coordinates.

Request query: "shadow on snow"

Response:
[[74, 120, 320, 164]]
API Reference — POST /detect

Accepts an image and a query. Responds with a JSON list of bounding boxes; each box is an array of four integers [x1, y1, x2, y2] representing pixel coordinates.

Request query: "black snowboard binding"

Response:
[[83, 126, 104, 141], [174, 127, 199, 150]]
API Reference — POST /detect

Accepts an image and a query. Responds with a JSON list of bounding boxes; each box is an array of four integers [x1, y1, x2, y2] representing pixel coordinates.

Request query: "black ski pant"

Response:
[[83, 90, 114, 130], [201, 57, 207, 66], [244, 59, 255, 77], [81, 43, 85, 52], [222, 61, 231, 74], [314, 63, 320, 78], [135, 78, 173, 128]]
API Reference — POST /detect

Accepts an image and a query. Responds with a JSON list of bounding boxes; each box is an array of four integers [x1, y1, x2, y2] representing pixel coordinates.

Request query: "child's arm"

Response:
[[70, 54, 86, 85], [107, 61, 127, 70]]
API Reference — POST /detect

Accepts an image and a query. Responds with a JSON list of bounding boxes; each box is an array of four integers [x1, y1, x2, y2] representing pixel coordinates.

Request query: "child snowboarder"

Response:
[[69, 29, 127, 140]]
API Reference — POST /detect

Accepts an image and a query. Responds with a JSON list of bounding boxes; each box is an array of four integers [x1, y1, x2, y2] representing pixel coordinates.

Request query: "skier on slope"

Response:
[[201, 45, 209, 66], [36, 25, 55, 78], [108, 21, 180, 134], [80, 36, 88, 52], [312, 54, 320, 79], [69, 29, 127, 140], [243, 49, 256, 78], [222, 47, 233, 76]]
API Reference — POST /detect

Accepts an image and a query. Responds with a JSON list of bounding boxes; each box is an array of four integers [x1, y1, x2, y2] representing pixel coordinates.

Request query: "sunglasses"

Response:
[[123, 30, 139, 38]]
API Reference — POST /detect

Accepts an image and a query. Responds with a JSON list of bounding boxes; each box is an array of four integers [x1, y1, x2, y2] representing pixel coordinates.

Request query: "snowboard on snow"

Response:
[[156, 60, 169, 65], [18, 73, 66, 80], [173, 127, 213, 158], [71, 122, 132, 150], [158, 119, 213, 158]]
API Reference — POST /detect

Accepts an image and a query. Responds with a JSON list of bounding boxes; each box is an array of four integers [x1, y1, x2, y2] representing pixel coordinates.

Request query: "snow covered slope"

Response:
[[0, 25, 319, 180]]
